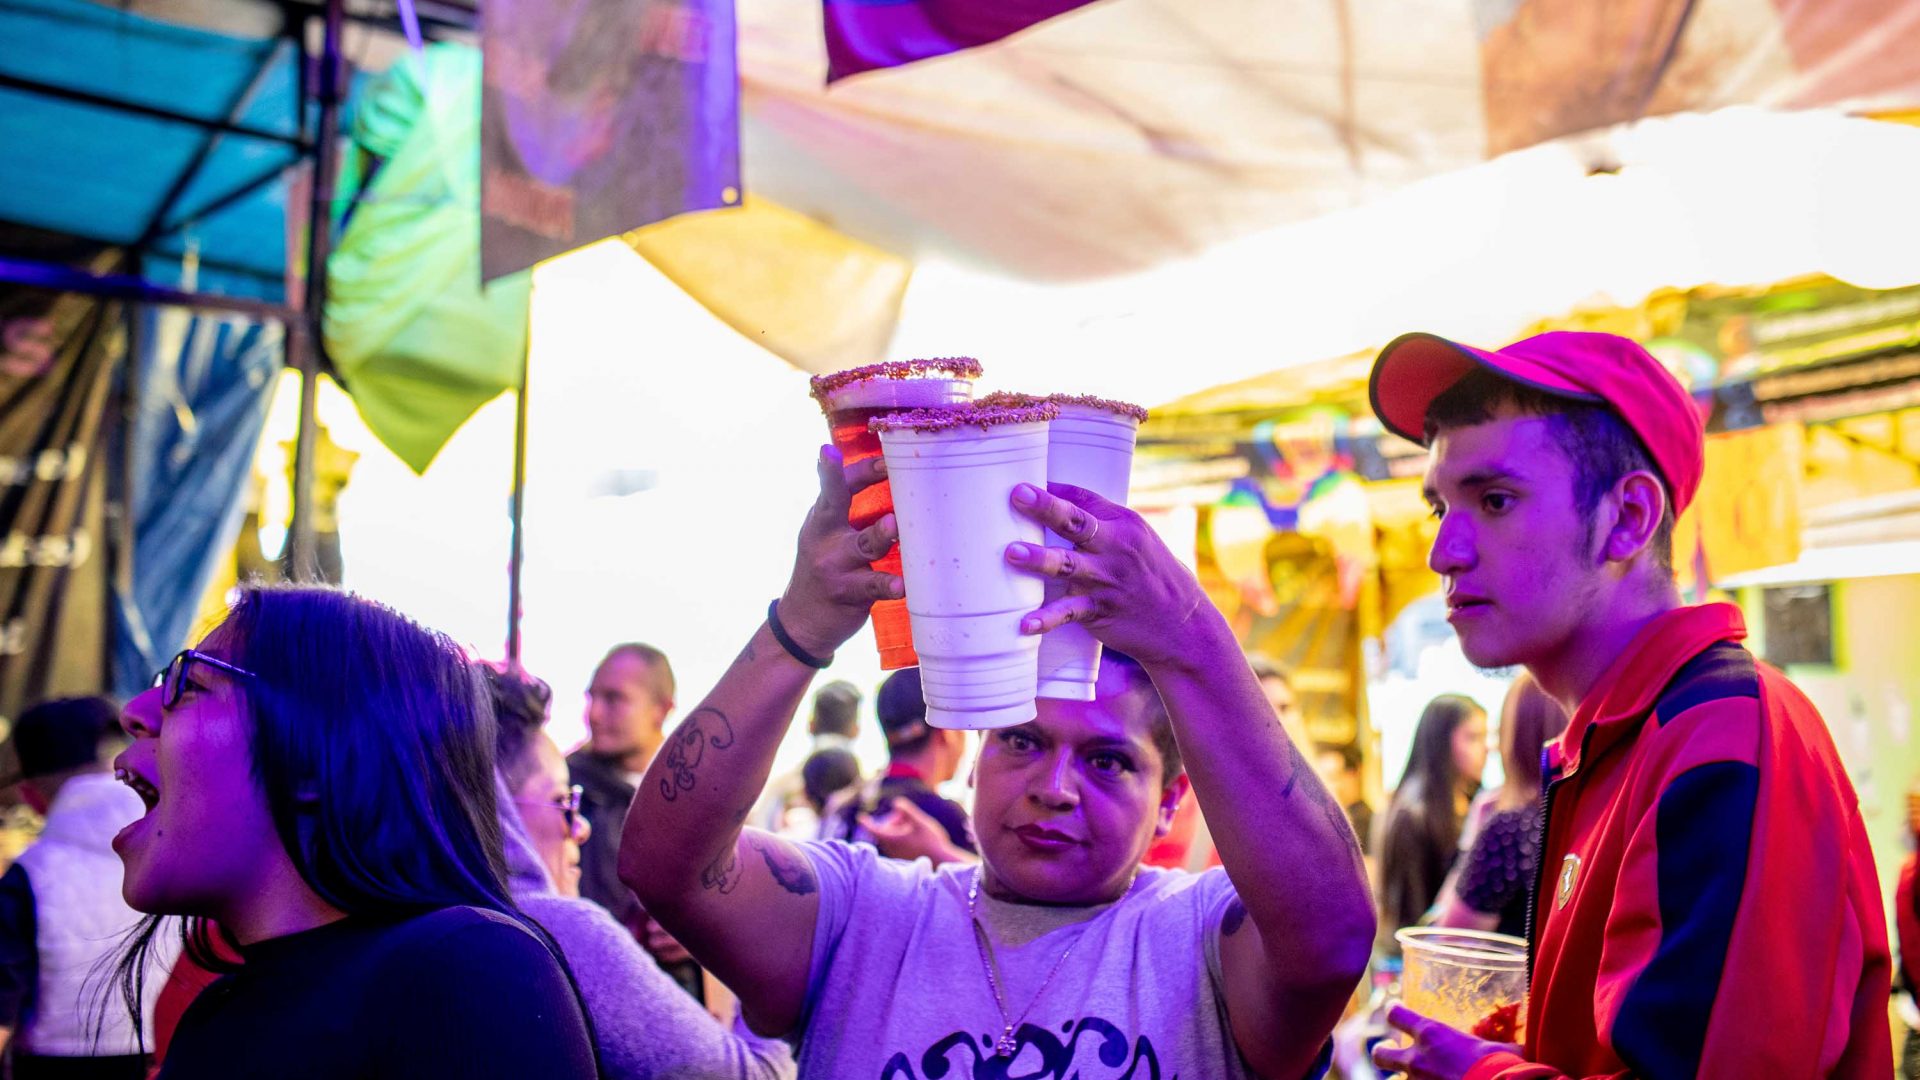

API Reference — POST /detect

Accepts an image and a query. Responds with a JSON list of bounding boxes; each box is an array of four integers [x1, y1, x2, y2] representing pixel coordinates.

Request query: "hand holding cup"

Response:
[[1004, 482, 1219, 671], [1369, 1004, 1519, 1080], [775, 446, 904, 659]]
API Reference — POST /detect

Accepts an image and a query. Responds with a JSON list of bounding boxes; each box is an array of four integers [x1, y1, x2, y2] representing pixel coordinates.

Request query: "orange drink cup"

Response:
[[811, 359, 981, 669]]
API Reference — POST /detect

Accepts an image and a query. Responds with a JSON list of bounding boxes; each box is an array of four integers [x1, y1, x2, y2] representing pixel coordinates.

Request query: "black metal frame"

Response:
[[0, 0, 478, 582], [2, 0, 558, 670], [0, 72, 308, 149]]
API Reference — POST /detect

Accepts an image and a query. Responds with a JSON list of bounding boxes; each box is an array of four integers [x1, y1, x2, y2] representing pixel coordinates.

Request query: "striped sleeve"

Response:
[[1465, 773, 1761, 1080], [1597, 644, 1761, 1079], [1468, 644, 1764, 1080], [1606, 760, 1758, 1075]]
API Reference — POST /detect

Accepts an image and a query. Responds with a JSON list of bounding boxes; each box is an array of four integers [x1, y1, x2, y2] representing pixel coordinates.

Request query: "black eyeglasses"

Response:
[[152, 649, 257, 709], [515, 785, 585, 835]]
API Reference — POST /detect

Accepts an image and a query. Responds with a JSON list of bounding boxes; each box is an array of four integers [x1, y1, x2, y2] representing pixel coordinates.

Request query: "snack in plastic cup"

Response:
[[873, 401, 1058, 729], [1393, 927, 1528, 1039], [810, 359, 982, 670], [982, 392, 1146, 701]]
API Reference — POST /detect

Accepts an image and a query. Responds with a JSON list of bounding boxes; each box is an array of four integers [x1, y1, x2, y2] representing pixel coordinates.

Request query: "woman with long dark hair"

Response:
[[483, 663, 794, 1080], [1373, 693, 1487, 955], [1434, 673, 1568, 936], [110, 585, 596, 1078]]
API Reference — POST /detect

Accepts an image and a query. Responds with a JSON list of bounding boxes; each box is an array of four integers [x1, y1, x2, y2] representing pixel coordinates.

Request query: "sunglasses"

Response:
[[152, 649, 257, 709], [515, 785, 585, 835]]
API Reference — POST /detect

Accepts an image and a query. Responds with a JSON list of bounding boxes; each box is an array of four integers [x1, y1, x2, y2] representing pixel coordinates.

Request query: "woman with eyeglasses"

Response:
[[110, 586, 598, 1079], [483, 664, 795, 1080]]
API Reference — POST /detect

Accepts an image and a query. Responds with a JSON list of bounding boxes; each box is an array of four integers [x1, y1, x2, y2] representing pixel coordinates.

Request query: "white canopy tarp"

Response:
[[739, 0, 1920, 280]]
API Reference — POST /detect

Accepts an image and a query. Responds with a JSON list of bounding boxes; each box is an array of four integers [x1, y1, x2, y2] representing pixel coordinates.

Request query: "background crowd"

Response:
[[0, 622, 1718, 1077], [0, 566, 1904, 1077]]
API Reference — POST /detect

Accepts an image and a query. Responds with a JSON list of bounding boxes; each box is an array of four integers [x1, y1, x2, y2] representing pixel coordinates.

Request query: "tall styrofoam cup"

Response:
[[982, 393, 1145, 701], [874, 402, 1058, 729]]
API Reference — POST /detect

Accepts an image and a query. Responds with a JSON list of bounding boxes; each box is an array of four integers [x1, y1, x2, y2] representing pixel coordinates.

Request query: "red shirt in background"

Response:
[[148, 929, 239, 1076], [1898, 854, 1920, 996]]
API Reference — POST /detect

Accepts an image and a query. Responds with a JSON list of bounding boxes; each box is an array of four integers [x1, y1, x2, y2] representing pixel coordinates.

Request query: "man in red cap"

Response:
[[1367, 331, 1890, 1079]]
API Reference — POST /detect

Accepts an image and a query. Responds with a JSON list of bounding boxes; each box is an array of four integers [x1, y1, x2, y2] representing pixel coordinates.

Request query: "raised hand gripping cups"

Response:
[[873, 402, 1057, 730], [811, 359, 982, 670], [982, 393, 1146, 701]]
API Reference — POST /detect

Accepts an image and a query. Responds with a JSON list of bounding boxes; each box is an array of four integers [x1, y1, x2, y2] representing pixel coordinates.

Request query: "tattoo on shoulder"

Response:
[[701, 847, 743, 894], [752, 838, 819, 897], [658, 707, 738, 802], [1221, 897, 1249, 937]]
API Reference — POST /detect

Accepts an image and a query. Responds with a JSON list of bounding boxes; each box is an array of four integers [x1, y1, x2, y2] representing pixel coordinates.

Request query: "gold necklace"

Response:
[[967, 868, 1080, 1059]]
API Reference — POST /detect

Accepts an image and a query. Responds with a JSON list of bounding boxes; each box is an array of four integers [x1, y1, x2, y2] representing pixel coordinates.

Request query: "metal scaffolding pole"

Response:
[[506, 333, 530, 664], [285, 0, 345, 583]]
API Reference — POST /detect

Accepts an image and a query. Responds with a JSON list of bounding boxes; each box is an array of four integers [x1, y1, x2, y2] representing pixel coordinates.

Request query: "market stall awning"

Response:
[[739, 0, 1920, 280], [0, 0, 317, 299]]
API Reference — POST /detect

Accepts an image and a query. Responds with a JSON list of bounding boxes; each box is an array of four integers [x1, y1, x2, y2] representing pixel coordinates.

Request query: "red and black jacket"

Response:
[[1467, 604, 1891, 1079]]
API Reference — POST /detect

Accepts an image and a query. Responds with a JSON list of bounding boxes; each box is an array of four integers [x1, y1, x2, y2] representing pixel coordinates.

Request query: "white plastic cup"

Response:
[[1035, 402, 1141, 700], [876, 405, 1055, 729]]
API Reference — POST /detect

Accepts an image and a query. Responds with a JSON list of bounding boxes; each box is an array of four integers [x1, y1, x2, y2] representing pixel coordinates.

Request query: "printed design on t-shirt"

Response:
[[879, 1017, 1166, 1079]]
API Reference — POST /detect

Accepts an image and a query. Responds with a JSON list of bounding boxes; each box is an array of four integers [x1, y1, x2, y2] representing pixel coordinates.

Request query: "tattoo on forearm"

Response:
[[1322, 797, 1364, 865], [1282, 728, 1365, 864], [658, 707, 737, 802], [1279, 736, 1304, 799], [752, 838, 819, 896], [701, 847, 743, 894], [1221, 897, 1249, 937]]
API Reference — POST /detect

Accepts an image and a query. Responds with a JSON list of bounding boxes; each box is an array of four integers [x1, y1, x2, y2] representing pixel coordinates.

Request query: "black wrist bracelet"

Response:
[[767, 599, 834, 669]]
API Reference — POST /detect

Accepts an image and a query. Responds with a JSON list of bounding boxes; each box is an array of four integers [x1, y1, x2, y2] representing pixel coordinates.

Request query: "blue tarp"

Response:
[[111, 308, 280, 698], [0, 0, 302, 684], [0, 0, 314, 300]]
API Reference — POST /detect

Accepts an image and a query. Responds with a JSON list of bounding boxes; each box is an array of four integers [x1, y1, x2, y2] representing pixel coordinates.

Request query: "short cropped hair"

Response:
[[1315, 741, 1363, 776], [1102, 651, 1183, 787], [1425, 369, 1675, 570], [801, 747, 862, 813], [599, 643, 675, 704], [1247, 655, 1291, 688], [12, 696, 120, 779], [810, 680, 861, 739]]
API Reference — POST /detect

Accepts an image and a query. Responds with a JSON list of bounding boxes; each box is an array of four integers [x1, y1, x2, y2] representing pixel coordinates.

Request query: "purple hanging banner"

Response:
[[481, 0, 741, 281], [823, 0, 1100, 83]]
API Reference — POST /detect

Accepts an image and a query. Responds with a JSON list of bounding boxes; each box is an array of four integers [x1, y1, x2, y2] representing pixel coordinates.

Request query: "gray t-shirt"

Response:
[[794, 840, 1304, 1079]]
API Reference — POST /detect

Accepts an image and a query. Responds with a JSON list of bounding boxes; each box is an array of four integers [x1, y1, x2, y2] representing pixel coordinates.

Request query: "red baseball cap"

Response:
[[1368, 330, 1705, 517]]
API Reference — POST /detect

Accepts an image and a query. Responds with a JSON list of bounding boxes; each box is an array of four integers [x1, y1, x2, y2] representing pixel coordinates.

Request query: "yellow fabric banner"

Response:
[[624, 197, 910, 375], [1681, 423, 1805, 583]]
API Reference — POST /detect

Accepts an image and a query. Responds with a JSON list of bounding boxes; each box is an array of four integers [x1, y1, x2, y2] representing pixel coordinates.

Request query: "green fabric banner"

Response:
[[325, 44, 532, 474]]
